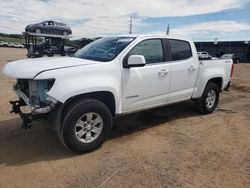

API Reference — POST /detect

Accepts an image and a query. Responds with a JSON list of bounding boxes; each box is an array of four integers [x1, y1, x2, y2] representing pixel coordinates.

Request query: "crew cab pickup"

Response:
[[3, 35, 234, 153]]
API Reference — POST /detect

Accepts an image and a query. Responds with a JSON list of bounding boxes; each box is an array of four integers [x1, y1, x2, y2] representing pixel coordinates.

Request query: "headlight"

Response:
[[30, 79, 55, 105], [15, 79, 55, 107], [21, 79, 54, 107]]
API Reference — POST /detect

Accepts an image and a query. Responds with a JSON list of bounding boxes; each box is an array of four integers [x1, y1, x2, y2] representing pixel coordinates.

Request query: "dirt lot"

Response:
[[0, 47, 250, 188]]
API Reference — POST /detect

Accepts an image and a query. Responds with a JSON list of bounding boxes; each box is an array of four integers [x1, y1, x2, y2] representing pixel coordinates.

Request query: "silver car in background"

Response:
[[25, 21, 72, 36]]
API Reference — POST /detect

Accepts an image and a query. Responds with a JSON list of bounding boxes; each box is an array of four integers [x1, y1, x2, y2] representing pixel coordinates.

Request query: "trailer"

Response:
[[23, 32, 71, 58]]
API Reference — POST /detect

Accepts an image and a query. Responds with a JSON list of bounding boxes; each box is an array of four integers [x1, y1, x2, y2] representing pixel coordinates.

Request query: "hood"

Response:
[[3, 57, 99, 79]]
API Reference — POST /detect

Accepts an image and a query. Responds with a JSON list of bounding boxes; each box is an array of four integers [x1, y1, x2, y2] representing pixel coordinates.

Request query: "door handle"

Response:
[[188, 66, 196, 72], [158, 69, 169, 76]]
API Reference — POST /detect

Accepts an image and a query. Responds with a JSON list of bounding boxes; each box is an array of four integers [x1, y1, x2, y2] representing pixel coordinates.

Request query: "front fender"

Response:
[[34, 64, 121, 114]]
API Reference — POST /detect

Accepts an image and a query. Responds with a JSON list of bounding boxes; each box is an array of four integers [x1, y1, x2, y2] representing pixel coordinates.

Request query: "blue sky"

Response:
[[139, 5, 250, 41], [0, 0, 250, 41]]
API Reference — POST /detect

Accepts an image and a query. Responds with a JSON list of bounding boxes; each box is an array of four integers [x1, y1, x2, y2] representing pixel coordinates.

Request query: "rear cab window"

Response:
[[169, 39, 192, 61]]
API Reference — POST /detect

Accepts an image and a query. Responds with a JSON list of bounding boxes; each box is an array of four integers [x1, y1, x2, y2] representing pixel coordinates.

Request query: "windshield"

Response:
[[74, 37, 135, 62]]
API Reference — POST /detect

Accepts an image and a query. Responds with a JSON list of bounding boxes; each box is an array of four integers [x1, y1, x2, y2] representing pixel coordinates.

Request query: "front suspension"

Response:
[[10, 100, 33, 129]]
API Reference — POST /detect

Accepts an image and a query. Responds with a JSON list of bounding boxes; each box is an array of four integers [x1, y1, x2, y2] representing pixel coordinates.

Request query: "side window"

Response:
[[55, 22, 63, 26], [129, 39, 164, 64], [169, 39, 192, 61], [48, 21, 54, 26], [43, 22, 48, 26]]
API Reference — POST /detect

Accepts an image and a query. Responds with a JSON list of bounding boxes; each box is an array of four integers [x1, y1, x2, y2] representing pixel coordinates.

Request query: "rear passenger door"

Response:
[[168, 39, 199, 102]]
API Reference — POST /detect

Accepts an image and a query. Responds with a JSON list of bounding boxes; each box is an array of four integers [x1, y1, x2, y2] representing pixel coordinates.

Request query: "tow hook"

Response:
[[10, 100, 32, 129]]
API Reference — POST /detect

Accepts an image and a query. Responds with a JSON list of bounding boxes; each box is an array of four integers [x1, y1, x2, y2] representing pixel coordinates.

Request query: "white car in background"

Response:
[[0, 41, 8, 47], [7, 42, 15, 47], [13, 43, 25, 48], [198, 51, 211, 59]]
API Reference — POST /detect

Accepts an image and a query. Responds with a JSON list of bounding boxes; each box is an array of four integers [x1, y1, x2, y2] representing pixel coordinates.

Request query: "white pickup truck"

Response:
[[3, 35, 234, 153]]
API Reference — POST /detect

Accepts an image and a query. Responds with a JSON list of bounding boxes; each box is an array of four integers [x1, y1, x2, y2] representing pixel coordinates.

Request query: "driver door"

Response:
[[122, 39, 171, 112]]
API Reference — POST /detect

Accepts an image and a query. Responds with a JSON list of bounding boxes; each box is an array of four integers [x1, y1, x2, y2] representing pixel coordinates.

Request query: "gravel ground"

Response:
[[0, 47, 250, 188]]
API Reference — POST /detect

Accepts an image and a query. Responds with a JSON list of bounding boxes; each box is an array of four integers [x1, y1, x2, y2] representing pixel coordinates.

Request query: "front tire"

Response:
[[60, 99, 113, 153], [194, 82, 219, 114], [35, 28, 41, 34]]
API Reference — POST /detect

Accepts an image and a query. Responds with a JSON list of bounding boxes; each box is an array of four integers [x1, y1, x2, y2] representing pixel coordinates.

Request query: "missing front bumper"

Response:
[[10, 100, 48, 129]]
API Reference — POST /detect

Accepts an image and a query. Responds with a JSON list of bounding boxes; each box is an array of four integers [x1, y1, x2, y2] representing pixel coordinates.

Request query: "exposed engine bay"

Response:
[[10, 79, 57, 129]]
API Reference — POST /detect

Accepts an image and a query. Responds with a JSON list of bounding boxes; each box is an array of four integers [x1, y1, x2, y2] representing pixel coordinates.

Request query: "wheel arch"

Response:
[[207, 77, 223, 91], [48, 91, 116, 133], [192, 76, 224, 99], [63, 91, 116, 116]]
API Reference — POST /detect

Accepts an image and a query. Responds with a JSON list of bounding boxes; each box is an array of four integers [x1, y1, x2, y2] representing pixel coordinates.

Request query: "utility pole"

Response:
[[166, 24, 170, 35], [129, 16, 133, 34], [214, 38, 219, 56], [214, 38, 218, 44]]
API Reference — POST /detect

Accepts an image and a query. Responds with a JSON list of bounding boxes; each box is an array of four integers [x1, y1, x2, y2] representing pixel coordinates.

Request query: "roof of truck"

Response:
[[101, 34, 192, 42]]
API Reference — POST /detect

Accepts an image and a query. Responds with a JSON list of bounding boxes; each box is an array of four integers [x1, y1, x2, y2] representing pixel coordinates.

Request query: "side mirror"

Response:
[[126, 55, 146, 68]]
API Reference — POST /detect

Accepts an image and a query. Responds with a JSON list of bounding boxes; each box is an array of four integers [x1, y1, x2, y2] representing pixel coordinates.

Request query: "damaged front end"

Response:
[[10, 79, 57, 129]]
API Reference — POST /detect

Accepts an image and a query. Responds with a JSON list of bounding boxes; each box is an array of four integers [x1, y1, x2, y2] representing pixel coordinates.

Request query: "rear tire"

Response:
[[60, 99, 113, 153], [194, 82, 219, 114], [42, 54, 49, 58], [62, 31, 68, 36]]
